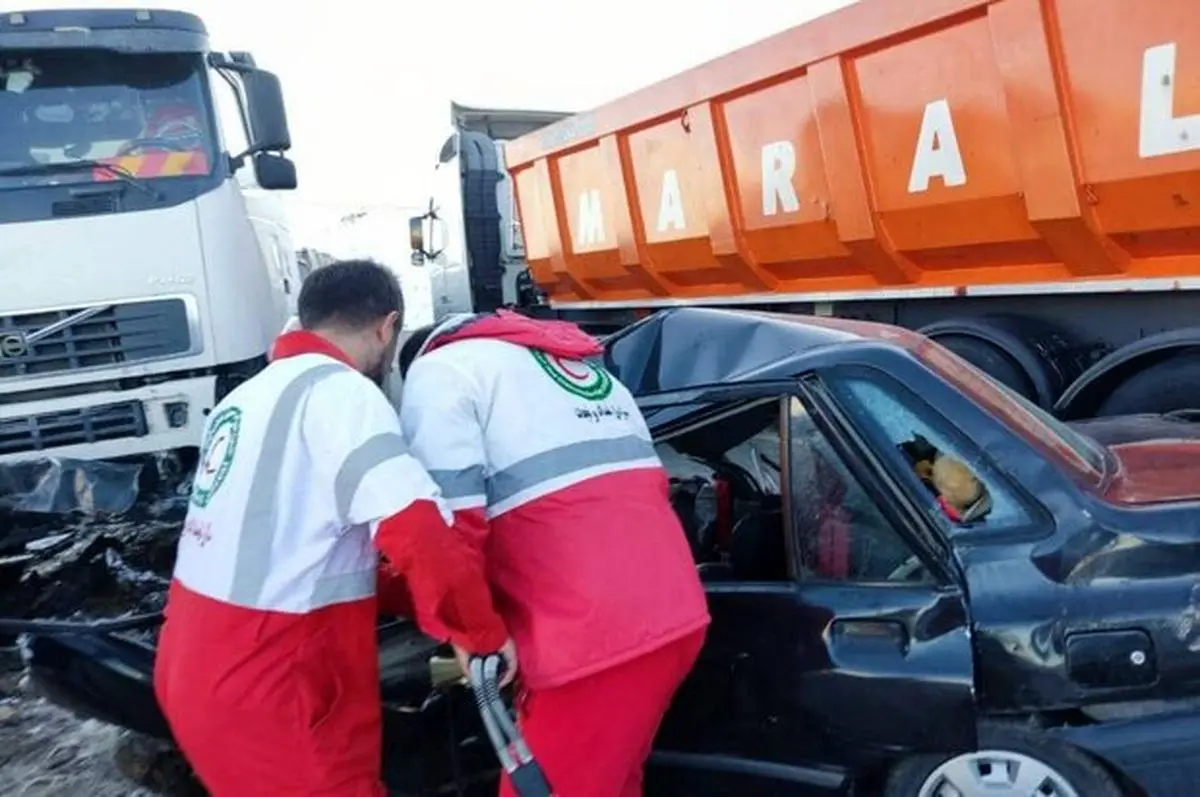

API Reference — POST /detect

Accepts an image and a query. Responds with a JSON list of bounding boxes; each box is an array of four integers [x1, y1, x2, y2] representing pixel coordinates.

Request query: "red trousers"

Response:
[[154, 584, 389, 797], [500, 629, 705, 797]]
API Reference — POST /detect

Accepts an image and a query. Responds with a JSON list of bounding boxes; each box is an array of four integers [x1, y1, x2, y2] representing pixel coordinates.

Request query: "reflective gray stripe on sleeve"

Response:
[[428, 465, 487, 500], [486, 434, 659, 507], [334, 432, 410, 523], [310, 568, 376, 607], [229, 362, 344, 607]]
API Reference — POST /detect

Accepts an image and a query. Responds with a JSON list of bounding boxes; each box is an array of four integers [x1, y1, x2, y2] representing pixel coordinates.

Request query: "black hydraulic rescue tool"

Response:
[[467, 655, 555, 797]]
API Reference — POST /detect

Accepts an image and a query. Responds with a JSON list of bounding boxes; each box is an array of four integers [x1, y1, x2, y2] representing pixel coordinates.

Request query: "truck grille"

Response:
[[0, 400, 147, 456], [0, 299, 191, 379]]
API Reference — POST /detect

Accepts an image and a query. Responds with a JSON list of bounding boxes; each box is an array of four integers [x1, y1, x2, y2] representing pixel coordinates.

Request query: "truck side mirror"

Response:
[[253, 152, 297, 191], [409, 216, 426, 265], [410, 203, 448, 264], [229, 51, 257, 68], [242, 68, 291, 153]]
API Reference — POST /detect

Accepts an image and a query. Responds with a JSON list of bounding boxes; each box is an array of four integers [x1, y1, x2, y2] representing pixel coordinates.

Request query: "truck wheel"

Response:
[[885, 724, 1124, 797], [1096, 352, 1200, 417], [923, 334, 1038, 402]]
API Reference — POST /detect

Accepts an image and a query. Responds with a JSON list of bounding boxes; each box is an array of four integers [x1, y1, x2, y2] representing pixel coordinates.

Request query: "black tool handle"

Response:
[[467, 654, 555, 797], [508, 761, 554, 796]]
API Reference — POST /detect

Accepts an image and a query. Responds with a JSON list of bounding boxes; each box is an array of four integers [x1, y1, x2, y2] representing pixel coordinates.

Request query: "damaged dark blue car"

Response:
[[22, 308, 1200, 796]]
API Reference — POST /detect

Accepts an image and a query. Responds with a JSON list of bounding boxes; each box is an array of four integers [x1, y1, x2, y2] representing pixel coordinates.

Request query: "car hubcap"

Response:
[[918, 749, 1079, 797]]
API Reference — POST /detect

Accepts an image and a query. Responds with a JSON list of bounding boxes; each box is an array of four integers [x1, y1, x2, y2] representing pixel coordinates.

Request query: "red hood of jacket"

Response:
[[425, 310, 604, 360], [1104, 439, 1200, 505]]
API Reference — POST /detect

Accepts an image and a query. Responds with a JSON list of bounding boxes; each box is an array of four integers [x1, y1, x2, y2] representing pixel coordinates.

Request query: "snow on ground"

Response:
[[0, 671, 147, 796], [0, 484, 200, 797], [0, 665, 200, 797]]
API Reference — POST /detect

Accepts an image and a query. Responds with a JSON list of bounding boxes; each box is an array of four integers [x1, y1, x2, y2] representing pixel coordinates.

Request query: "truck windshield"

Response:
[[914, 340, 1109, 486], [0, 49, 214, 190]]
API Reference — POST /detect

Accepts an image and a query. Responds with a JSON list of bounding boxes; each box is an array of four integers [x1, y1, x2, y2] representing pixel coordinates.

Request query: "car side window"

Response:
[[788, 397, 933, 584], [654, 397, 789, 583], [828, 373, 1033, 532]]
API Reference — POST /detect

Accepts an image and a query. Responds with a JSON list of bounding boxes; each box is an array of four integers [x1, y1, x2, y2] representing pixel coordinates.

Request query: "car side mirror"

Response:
[[253, 152, 297, 191], [242, 68, 291, 153]]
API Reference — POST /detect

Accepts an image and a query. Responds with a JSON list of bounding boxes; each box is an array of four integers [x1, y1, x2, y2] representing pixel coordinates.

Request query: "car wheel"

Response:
[[885, 723, 1125, 797]]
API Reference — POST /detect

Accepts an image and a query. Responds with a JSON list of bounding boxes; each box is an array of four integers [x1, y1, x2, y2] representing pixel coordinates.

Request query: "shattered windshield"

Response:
[[0, 50, 214, 190]]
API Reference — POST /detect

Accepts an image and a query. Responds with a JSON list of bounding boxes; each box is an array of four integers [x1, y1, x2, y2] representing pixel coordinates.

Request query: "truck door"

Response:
[[267, 232, 296, 298], [642, 383, 976, 796]]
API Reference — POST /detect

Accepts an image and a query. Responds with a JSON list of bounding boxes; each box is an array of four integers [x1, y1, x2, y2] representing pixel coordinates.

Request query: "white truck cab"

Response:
[[409, 103, 571, 324], [0, 8, 299, 464]]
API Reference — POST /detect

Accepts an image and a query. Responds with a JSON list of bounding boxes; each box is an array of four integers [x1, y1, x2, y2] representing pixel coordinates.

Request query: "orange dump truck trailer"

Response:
[[410, 0, 1200, 421]]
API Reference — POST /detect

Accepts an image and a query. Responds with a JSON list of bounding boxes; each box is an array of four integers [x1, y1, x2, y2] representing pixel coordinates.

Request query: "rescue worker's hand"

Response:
[[454, 637, 518, 688]]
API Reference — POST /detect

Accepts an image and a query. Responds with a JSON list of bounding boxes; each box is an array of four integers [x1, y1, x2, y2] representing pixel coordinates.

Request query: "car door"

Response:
[[639, 380, 977, 796]]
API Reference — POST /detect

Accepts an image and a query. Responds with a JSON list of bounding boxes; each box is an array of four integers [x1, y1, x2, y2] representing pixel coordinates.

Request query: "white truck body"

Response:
[[0, 8, 299, 464], [414, 104, 572, 324]]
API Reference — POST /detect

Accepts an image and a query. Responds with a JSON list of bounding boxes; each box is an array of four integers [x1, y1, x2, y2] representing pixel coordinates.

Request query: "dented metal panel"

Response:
[[506, 0, 1200, 307]]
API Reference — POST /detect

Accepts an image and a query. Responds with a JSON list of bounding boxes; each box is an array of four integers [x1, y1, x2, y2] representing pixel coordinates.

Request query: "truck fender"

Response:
[[1054, 328, 1200, 420], [918, 314, 1097, 410]]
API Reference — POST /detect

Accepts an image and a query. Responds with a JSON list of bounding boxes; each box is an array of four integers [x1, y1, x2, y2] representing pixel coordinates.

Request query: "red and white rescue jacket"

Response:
[[154, 332, 506, 793], [400, 311, 710, 690]]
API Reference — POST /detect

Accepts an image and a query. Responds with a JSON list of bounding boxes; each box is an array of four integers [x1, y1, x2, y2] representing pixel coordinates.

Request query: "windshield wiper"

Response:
[[0, 159, 161, 200]]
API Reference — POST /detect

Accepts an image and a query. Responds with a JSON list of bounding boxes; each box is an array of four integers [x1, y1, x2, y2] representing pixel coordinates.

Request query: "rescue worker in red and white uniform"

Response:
[[154, 260, 515, 797], [397, 310, 711, 797]]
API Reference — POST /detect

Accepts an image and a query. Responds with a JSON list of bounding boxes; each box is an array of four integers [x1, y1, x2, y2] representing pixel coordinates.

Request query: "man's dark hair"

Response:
[[398, 324, 435, 377], [297, 259, 404, 331]]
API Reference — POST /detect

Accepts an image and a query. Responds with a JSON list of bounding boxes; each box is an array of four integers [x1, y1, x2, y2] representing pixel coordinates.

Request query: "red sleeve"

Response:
[[452, 507, 489, 552], [374, 499, 508, 653]]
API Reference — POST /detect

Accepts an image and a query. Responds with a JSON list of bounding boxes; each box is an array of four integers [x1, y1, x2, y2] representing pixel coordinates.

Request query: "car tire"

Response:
[[884, 723, 1125, 797]]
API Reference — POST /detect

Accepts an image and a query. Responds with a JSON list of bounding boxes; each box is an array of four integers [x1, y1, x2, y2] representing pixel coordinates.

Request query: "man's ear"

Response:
[[380, 310, 400, 343]]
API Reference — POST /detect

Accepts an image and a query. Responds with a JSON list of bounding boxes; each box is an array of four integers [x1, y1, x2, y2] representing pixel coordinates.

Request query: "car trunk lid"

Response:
[[1068, 414, 1200, 506], [1104, 439, 1200, 506]]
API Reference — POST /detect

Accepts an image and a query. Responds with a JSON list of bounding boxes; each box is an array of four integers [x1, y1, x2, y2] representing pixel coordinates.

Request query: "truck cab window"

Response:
[[788, 397, 931, 584], [828, 373, 1034, 533], [0, 50, 214, 189], [210, 67, 249, 161]]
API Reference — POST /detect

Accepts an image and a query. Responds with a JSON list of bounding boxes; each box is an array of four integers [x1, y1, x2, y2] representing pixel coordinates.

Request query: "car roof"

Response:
[[603, 307, 922, 395]]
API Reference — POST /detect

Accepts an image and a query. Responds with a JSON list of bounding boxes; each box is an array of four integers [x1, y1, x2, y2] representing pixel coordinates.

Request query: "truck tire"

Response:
[[885, 723, 1124, 797], [918, 315, 1098, 409], [1095, 352, 1200, 417], [929, 334, 1036, 400]]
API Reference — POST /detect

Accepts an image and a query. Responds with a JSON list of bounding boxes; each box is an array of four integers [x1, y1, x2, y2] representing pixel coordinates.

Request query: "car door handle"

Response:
[[830, 619, 910, 653]]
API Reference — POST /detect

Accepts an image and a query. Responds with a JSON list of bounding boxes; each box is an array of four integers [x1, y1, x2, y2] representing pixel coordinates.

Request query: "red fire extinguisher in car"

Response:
[[468, 655, 555, 797]]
